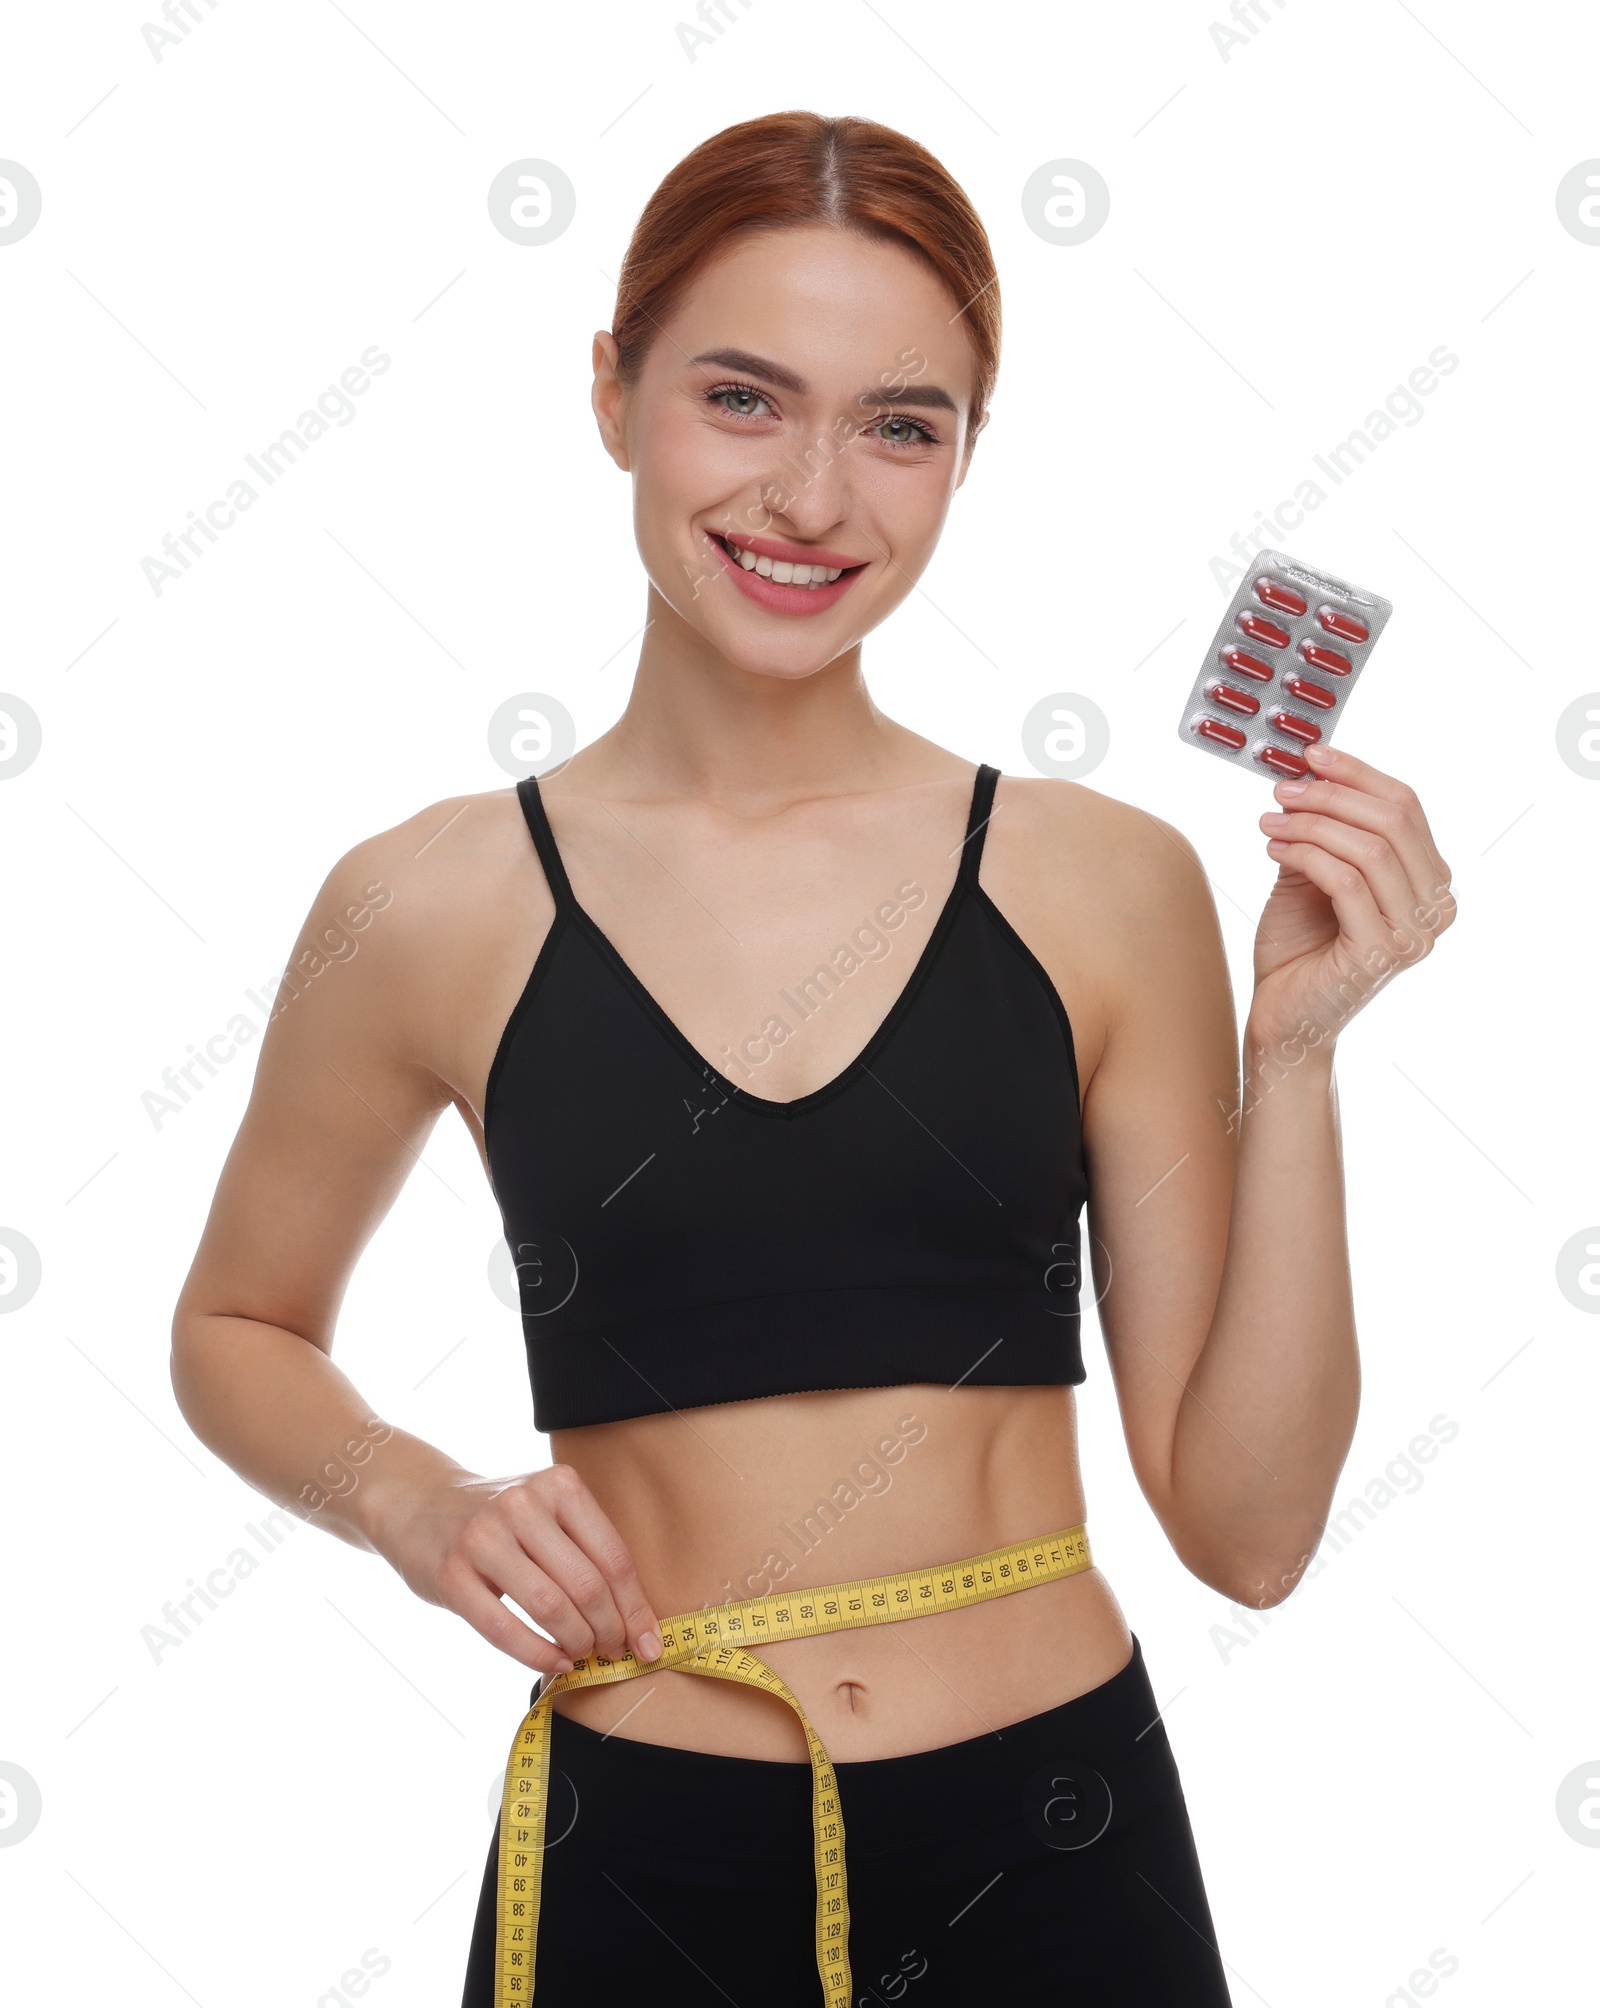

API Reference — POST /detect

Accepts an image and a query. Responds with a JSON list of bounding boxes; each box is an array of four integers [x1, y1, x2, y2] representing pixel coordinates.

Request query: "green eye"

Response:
[[707, 383, 774, 420], [876, 415, 937, 448]]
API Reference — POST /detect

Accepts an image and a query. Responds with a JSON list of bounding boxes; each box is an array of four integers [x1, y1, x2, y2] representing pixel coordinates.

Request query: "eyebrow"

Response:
[[687, 347, 959, 416]]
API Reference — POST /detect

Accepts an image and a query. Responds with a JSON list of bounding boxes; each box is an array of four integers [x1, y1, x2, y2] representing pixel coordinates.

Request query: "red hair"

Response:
[[611, 111, 1001, 436]]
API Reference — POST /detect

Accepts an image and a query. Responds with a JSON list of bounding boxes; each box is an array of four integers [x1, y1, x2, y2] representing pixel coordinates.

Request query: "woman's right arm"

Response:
[[168, 811, 665, 1675]]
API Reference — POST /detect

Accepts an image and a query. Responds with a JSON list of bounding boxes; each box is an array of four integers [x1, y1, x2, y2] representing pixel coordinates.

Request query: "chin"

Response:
[[651, 571, 874, 680], [710, 627, 862, 683]]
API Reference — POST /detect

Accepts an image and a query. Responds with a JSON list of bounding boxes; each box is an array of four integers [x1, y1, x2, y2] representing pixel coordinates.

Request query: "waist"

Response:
[[494, 1523, 1132, 2005], [548, 1534, 1133, 1764], [543, 1630, 1159, 1858]]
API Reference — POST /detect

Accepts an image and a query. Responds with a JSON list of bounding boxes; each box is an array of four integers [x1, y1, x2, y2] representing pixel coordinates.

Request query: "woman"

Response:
[[170, 112, 1454, 2005]]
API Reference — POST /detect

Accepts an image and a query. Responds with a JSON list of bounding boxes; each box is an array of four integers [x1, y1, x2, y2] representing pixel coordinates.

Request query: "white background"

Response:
[[2, 1, 1596, 2002]]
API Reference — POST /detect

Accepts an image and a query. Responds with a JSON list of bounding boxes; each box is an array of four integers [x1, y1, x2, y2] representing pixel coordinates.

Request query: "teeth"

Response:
[[725, 539, 846, 587]]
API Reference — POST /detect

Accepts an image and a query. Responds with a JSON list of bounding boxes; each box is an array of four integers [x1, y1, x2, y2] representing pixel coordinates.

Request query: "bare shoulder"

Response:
[[284, 779, 549, 1119], [981, 771, 1224, 1091], [323, 781, 535, 932], [993, 764, 1203, 871]]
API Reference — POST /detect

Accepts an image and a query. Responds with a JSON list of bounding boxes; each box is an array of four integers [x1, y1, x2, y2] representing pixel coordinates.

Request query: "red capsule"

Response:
[[1254, 576, 1308, 617], [1237, 611, 1291, 649], [1256, 743, 1310, 779], [1268, 708, 1322, 746], [1283, 673, 1336, 710], [1318, 605, 1369, 645], [1207, 681, 1261, 716], [1299, 639, 1352, 676], [1219, 645, 1276, 682], [1193, 716, 1247, 752]]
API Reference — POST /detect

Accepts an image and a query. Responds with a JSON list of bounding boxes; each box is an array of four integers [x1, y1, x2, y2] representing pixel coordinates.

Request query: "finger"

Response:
[[1264, 836, 1391, 950], [504, 1496, 639, 1661], [1302, 745, 1454, 908], [543, 1473, 665, 1661], [1261, 808, 1423, 948], [1300, 741, 1412, 804], [1267, 775, 1439, 905], [434, 1552, 578, 1677], [1274, 768, 1453, 947], [462, 1513, 607, 1665]]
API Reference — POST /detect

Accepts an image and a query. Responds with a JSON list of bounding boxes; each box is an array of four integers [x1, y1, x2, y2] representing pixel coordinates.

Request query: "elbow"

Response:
[[169, 1303, 225, 1436], [169, 1309, 201, 1423], [1184, 1541, 1319, 1612]]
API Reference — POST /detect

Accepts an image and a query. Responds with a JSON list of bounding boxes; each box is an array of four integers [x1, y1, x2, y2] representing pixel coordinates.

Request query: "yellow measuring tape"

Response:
[[493, 1522, 1093, 2005]]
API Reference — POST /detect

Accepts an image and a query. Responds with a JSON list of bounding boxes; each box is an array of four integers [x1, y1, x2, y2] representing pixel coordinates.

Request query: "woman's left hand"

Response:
[[1249, 742, 1456, 1048]]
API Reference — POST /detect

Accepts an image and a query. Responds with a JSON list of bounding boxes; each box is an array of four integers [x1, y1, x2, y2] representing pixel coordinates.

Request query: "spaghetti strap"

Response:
[[515, 774, 578, 915], [957, 763, 1000, 887]]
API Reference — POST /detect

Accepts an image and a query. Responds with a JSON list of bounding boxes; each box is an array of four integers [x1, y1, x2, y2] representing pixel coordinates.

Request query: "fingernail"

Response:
[[1275, 779, 1307, 796], [1305, 744, 1333, 762], [638, 1631, 662, 1662], [554, 1657, 574, 1675]]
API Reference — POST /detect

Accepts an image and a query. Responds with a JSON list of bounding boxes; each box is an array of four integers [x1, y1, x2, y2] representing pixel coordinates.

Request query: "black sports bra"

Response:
[[484, 763, 1091, 1431]]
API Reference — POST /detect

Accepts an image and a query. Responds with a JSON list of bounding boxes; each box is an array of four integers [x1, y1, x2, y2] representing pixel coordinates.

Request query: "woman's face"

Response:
[[593, 224, 981, 681]]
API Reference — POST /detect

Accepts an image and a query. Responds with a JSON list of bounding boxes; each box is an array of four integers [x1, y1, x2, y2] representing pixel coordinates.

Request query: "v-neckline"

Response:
[[523, 772, 984, 1118]]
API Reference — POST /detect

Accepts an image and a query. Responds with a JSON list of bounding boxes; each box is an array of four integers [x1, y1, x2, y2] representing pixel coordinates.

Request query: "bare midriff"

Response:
[[547, 1380, 1134, 1764]]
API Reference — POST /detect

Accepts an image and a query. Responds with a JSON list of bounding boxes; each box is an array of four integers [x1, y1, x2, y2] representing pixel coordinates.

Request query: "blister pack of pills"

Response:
[[1178, 551, 1393, 780]]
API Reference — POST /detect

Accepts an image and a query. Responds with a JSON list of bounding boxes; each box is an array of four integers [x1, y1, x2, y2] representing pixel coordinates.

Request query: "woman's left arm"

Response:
[[1078, 742, 1456, 1608]]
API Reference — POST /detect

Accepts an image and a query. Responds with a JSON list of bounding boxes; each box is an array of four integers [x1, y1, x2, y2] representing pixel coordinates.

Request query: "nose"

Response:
[[757, 427, 856, 544]]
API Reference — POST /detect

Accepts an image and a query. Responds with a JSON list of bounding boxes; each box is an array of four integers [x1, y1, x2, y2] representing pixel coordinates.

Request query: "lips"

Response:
[[705, 530, 869, 618], [723, 529, 869, 572]]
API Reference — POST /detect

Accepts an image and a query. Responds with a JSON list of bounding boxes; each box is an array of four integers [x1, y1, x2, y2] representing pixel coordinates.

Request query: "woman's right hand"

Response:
[[373, 1462, 665, 1678]]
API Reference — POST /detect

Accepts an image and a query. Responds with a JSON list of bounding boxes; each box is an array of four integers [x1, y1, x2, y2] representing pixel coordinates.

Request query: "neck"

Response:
[[573, 585, 924, 808]]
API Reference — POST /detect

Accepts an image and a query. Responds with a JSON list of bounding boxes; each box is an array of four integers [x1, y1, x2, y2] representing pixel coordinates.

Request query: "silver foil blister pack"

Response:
[[1178, 551, 1393, 779]]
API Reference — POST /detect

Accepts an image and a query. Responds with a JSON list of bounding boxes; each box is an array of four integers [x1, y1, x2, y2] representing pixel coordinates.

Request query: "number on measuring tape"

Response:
[[494, 1524, 1092, 2007]]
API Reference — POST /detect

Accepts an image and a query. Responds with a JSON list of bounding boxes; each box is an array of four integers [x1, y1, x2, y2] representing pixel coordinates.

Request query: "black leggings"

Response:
[[462, 1634, 1233, 2005]]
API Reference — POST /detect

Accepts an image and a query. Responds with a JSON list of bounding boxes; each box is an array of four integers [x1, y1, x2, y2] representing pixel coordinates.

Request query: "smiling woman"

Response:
[[169, 106, 1454, 2008], [588, 110, 999, 689]]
